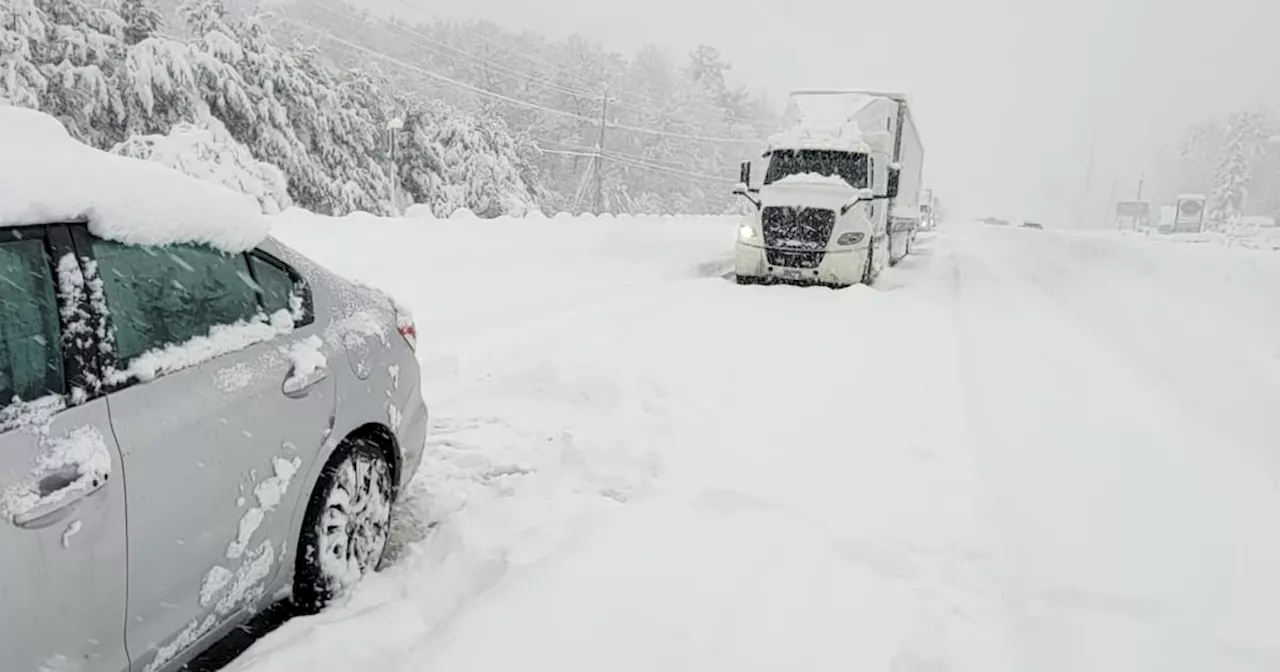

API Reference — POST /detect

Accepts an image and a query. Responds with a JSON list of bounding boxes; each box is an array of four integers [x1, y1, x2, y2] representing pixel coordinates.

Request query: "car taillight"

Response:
[[397, 318, 417, 351], [388, 293, 417, 351]]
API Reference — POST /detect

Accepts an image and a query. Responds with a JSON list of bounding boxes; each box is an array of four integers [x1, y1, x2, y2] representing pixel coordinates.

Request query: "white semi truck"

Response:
[[734, 90, 924, 287]]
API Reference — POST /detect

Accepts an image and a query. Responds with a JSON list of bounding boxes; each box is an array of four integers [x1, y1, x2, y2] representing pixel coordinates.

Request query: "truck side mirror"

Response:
[[739, 161, 752, 187], [886, 166, 900, 199]]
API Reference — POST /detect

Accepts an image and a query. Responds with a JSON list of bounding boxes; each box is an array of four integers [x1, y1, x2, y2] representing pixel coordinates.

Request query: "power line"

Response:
[[535, 137, 727, 175], [539, 139, 723, 176], [306, 2, 776, 134], [380, 0, 670, 109], [308, 2, 608, 103], [540, 148, 599, 159], [538, 147, 731, 184], [608, 154, 735, 183], [286, 19, 761, 146]]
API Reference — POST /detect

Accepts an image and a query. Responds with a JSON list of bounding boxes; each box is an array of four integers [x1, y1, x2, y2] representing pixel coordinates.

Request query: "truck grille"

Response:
[[762, 206, 835, 268]]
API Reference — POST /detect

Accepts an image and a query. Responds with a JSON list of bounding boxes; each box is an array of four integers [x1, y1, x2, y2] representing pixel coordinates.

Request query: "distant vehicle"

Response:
[[1, 108, 428, 672], [1022, 221, 1044, 229], [981, 217, 1010, 226], [733, 90, 925, 287], [919, 188, 937, 231]]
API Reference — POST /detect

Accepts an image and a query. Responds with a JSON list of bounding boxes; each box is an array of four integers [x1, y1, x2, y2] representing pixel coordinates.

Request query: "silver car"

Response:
[[0, 221, 427, 672]]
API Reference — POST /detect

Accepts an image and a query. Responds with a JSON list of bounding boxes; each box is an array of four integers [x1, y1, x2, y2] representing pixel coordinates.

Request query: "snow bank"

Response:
[[224, 213, 1280, 672], [0, 106, 270, 252], [404, 203, 437, 220]]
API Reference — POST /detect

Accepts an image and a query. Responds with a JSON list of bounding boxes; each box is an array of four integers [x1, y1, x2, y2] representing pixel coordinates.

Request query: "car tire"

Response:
[[293, 438, 394, 614]]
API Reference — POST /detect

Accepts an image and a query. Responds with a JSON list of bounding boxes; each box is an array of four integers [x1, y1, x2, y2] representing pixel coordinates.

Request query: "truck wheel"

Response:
[[293, 439, 394, 614], [735, 274, 755, 285]]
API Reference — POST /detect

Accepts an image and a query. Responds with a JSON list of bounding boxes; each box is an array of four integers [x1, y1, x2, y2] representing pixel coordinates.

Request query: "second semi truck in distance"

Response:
[[734, 90, 924, 287]]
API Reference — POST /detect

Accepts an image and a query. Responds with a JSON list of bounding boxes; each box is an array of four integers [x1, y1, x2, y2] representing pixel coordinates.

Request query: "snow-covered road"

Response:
[[228, 214, 1280, 672]]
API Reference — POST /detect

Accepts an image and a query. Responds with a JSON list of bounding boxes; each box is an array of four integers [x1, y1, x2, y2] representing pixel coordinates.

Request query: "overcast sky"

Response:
[[381, 0, 1277, 222]]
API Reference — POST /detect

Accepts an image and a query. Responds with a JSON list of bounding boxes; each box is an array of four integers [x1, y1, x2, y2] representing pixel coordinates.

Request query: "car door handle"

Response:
[[283, 369, 329, 398], [12, 468, 109, 530]]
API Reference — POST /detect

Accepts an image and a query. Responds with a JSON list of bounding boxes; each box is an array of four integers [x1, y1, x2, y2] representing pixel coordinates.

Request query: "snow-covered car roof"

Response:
[[0, 106, 270, 253]]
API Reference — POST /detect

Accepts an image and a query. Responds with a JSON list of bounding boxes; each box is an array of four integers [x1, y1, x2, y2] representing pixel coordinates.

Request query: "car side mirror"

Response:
[[739, 160, 752, 187], [886, 166, 900, 199]]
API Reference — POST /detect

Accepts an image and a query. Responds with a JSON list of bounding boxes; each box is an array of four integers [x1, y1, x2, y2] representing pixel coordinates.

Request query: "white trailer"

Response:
[[733, 90, 925, 287]]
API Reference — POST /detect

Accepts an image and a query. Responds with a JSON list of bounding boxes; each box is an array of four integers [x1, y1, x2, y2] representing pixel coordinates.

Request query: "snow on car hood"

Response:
[[0, 106, 269, 253]]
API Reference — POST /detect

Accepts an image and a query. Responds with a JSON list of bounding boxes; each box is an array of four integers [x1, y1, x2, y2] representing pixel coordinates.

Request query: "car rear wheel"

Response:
[[293, 440, 393, 614]]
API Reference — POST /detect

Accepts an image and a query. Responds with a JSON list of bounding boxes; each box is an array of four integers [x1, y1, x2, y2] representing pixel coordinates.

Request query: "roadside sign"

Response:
[[1115, 201, 1150, 217], [1173, 195, 1206, 233]]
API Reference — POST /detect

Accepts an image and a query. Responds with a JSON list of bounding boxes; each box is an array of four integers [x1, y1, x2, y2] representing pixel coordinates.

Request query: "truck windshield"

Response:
[[764, 150, 869, 189]]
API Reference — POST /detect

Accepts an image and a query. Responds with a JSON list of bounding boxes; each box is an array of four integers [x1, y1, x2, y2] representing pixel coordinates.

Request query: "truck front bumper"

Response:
[[734, 241, 867, 287]]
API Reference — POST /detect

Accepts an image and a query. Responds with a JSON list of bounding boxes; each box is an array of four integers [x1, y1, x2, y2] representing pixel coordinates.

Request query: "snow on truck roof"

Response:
[[767, 91, 903, 154], [0, 106, 270, 253], [767, 123, 874, 154]]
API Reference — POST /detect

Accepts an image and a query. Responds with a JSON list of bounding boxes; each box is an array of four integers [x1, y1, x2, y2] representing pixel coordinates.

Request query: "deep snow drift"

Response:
[[225, 214, 1280, 672]]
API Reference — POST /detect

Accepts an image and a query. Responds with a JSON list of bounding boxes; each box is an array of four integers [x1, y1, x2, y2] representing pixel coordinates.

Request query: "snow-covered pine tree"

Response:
[[0, 0, 48, 108], [118, 0, 161, 45], [1211, 111, 1267, 224], [7, 0, 128, 147], [111, 116, 292, 213]]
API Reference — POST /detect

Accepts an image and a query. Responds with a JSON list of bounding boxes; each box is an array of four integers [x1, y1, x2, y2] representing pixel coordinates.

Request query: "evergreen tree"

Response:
[[119, 0, 161, 45], [1211, 111, 1266, 223]]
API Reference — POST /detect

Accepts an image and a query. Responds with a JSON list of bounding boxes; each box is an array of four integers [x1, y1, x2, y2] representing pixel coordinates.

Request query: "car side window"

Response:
[[250, 254, 296, 317], [0, 239, 66, 406], [91, 240, 260, 364]]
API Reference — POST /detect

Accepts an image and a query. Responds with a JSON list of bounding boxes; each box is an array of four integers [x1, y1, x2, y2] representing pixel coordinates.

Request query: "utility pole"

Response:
[[387, 117, 403, 213], [1077, 138, 1096, 229], [594, 89, 609, 214]]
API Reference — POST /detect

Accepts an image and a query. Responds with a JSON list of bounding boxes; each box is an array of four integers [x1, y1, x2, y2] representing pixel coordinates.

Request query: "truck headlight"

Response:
[[739, 224, 758, 241], [837, 232, 865, 246]]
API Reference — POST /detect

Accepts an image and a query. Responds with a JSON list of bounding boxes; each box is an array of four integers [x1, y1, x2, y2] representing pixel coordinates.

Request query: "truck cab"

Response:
[[734, 147, 894, 287], [733, 91, 923, 288]]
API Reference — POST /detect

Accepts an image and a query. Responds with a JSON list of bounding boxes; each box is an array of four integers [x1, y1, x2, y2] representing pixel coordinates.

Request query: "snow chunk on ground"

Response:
[[0, 106, 270, 252], [283, 336, 327, 395]]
